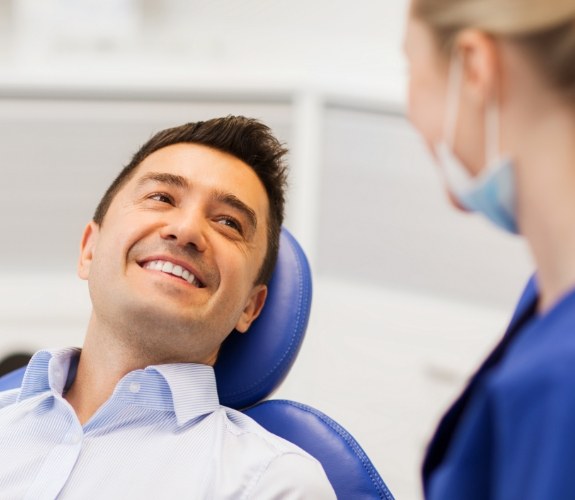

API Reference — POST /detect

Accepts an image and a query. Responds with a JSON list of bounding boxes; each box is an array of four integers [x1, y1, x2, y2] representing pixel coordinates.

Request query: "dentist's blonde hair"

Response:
[[412, 0, 575, 102]]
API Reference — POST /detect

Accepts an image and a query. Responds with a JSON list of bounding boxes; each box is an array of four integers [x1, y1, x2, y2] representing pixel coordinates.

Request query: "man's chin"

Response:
[[117, 301, 195, 335]]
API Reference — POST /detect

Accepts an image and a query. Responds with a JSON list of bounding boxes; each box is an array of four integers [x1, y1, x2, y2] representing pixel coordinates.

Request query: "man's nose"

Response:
[[159, 210, 208, 253]]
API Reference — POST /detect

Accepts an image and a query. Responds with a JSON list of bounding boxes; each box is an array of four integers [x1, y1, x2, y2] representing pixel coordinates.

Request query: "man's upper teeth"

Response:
[[144, 260, 199, 285]]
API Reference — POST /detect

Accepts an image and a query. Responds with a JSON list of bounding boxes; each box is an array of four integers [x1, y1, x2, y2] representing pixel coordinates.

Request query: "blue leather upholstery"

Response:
[[219, 227, 393, 498], [0, 365, 25, 391], [215, 228, 312, 409], [246, 400, 395, 499], [0, 227, 394, 499]]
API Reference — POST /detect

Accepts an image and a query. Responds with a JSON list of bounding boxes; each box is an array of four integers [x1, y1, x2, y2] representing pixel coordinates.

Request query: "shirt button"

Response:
[[129, 382, 141, 394], [67, 433, 81, 445]]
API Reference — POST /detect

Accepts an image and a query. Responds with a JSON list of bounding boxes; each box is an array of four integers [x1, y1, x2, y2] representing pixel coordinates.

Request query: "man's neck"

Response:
[[66, 310, 224, 424], [63, 316, 152, 425]]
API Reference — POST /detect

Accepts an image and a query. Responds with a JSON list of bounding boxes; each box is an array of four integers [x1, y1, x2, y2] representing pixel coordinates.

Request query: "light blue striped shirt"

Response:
[[0, 348, 335, 499]]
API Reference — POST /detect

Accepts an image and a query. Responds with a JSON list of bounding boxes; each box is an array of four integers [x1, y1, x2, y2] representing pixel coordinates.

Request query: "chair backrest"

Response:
[[0, 227, 394, 499], [215, 227, 312, 409], [216, 227, 394, 498], [0, 365, 25, 391]]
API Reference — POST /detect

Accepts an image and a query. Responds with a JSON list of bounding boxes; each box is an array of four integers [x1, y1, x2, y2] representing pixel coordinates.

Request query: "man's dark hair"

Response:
[[93, 116, 288, 285]]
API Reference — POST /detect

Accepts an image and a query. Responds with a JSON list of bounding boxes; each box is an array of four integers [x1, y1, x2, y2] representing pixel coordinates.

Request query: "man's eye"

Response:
[[149, 193, 174, 204], [217, 216, 243, 234]]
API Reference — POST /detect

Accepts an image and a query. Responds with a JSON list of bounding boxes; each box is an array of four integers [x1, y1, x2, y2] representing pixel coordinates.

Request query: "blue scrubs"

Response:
[[423, 277, 575, 499]]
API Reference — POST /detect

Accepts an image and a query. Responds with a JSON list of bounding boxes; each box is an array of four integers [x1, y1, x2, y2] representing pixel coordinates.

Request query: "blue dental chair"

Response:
[[0, 228, 394, 500]]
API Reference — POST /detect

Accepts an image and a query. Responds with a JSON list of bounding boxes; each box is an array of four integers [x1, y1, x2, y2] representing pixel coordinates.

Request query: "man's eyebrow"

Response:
[[137, 172, 189, 189], [137, 173, 258, 232], [213, 191, 258, 232]]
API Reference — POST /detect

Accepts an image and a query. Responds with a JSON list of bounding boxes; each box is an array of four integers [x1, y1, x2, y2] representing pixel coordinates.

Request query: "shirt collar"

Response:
[[149, 364, 220, 426], [17, 348, 220, 426], [18, 347, 81, 402]]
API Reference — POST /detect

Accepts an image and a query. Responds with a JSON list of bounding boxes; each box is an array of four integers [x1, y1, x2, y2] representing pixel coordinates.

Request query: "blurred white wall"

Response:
[[1, 0, 408, 96], [0, 2, 535, 499]]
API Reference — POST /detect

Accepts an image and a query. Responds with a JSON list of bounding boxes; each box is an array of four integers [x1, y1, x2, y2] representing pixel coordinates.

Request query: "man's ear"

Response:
[[235, 285, 268, 333], [78, 221, 99, 280]]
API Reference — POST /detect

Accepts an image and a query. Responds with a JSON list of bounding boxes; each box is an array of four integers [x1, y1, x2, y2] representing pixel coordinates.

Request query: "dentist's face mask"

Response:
[[435, 56, 519, 234]]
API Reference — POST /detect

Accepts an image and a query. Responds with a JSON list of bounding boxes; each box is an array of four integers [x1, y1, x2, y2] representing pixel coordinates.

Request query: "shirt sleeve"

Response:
[[247, 452, 337, 500]]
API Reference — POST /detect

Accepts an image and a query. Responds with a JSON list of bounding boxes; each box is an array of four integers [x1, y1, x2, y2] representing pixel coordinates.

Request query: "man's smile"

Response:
[[138, 257, 206, 288]]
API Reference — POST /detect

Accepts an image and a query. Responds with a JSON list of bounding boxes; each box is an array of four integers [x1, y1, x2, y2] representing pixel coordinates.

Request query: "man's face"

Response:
[[78, 143, 269, 365]]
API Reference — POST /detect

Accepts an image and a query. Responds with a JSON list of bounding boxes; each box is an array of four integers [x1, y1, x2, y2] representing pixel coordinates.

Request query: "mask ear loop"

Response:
[[438, 53, 475, 195], [485, 94, 500, 168], [444, 54, 464, 150]]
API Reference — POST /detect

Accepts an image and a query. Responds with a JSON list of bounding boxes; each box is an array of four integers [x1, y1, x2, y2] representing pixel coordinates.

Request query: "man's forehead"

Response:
[[134, 144, 255, 186]]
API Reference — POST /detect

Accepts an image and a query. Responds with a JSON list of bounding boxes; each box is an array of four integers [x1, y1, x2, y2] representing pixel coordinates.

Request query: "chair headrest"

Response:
[[215, 227, 312, 410]]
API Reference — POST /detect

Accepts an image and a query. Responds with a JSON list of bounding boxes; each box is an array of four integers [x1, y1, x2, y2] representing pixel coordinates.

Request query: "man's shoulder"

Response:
[[219, 406, 336, 499], [220, 406, 315, 458]]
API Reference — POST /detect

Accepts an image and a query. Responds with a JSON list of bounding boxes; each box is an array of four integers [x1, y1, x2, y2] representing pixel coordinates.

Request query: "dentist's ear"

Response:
[[78, 221, 100, 280], [455, 28, 501, 105], [235, 285, 268, 333]]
